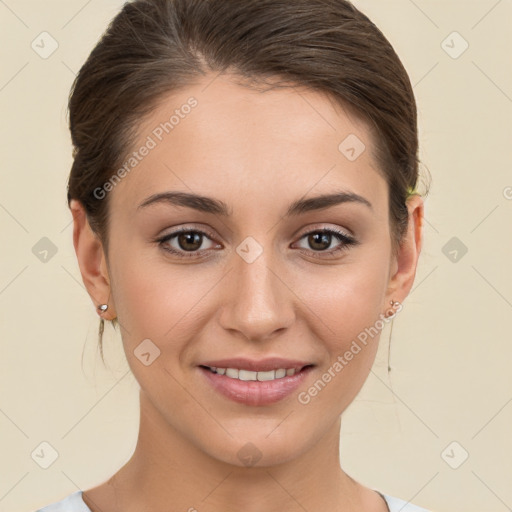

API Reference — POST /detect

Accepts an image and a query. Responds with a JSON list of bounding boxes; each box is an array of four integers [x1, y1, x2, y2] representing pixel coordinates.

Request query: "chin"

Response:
[[202, 427, 315, 469]]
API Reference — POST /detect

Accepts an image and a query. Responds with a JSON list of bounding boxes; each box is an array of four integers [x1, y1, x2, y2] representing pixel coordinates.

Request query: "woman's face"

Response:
[[81, 73, 421, 467]]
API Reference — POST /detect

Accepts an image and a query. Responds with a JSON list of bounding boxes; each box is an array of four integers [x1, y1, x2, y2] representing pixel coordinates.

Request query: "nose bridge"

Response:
[[219, 238, 294, 341]]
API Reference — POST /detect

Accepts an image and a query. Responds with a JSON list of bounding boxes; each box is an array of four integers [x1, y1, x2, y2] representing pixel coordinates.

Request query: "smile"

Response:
[[201, 366, 309, 381], [198, 364, 315, 406]]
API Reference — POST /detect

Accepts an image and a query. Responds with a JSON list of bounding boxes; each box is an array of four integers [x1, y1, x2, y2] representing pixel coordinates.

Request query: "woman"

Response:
[[36, 0, 431, 510]]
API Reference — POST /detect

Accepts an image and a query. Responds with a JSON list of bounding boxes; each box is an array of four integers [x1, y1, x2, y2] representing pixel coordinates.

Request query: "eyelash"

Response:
[[155, 225, 359, 260]]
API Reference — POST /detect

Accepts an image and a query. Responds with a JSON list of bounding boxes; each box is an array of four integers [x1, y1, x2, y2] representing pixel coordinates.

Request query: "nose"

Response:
[[218, 246, 296, 343]]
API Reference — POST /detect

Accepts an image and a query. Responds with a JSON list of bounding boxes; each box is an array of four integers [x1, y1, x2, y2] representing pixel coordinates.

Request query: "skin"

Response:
[[70, 73, 423, 512]]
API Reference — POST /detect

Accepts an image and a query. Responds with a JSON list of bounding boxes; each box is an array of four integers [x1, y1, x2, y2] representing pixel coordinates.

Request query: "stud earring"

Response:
[[386, 299, 401, 317], [97, 304, 108, 313]]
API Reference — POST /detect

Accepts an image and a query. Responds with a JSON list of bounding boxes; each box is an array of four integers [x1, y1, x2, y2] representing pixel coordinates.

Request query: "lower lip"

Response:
[[198, 366, 314, 406]]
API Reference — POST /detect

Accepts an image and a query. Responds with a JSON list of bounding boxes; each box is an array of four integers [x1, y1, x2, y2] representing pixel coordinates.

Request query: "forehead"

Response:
[[108, 73, 386, 218]]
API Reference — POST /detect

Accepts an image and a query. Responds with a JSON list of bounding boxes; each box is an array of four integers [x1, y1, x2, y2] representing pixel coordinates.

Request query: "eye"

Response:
[[154, 225, 359, 260], [293, 227, 359, 258], [156, 227, 220, 259]]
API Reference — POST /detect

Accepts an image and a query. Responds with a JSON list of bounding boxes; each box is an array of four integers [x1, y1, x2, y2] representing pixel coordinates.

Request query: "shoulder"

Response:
[[380, 492, 434, 512], [34, 491, 91, 512]]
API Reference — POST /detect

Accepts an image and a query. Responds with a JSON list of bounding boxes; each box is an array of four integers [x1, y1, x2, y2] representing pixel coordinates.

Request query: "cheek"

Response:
[[292, 257, 389, 401], [298, 262, 388, 346], [294, 279, 386, 415], [110, 250, 218, 348]]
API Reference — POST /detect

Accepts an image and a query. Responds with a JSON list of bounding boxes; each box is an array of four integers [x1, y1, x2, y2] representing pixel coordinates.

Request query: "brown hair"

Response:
[[67, 0, 431, 361]]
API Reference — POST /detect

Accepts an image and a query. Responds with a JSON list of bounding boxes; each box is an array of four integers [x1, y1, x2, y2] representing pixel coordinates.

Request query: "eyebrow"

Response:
[[137, 189, 373, 217]]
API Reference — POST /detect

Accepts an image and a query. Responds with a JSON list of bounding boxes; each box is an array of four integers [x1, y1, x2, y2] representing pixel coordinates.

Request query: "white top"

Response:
[[35, 490, 433, 512]]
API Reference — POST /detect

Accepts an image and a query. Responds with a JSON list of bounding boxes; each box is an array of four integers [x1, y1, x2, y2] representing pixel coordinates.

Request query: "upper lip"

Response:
[[199, 357, 314, 372]]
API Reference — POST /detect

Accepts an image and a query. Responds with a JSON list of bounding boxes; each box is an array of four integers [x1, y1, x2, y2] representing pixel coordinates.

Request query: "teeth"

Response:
[[208, 366, 299, 380]]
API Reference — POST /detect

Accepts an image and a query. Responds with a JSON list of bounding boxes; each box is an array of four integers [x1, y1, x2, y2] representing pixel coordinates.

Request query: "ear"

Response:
[[384, 194, 424, 307], [69, 199, 117, 321]]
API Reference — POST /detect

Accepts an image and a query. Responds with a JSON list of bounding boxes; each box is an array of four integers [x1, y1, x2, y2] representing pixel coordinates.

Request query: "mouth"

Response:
[[197, 363, 315, 406], [198, 364, 314, 381]]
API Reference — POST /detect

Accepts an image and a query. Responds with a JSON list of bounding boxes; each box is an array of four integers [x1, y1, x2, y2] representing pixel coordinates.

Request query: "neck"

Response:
[[90, 390, 376, 512]]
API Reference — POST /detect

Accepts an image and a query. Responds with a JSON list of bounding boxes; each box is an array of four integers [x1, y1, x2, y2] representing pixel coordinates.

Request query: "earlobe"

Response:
[[69, 199, 116, 320]]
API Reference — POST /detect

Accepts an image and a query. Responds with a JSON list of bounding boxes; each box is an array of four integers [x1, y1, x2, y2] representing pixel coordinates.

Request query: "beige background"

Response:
[[1, 1, 511, 511]]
